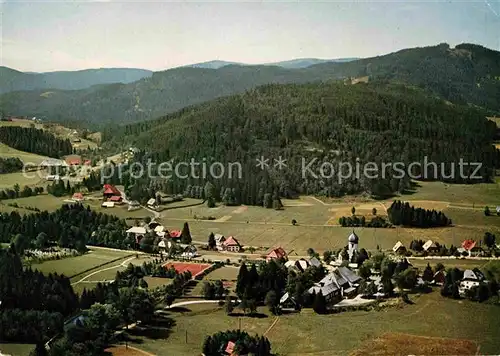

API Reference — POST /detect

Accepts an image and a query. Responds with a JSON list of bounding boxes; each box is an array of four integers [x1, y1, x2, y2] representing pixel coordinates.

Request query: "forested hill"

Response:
[[0, 67, 153, 93], [1, 43, 499, 128], [105, 82, 500, 201], [0, 126, 73, 158]]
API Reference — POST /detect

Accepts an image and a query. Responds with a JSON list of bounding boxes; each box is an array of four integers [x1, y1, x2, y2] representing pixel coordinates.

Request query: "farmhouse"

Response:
[[266, 247, 287, 261], [222, 236, 242, 252], [307, 266, 362, 302], [103, 184, 121, 199], [459, 269, 486, 297], [181, 245, 199, 259], [285, 257, 322, 272], [126, 226, 147, 241], [433, 270, 447, 286], [461, 240, 483, 257], [65, 157, 82, 166], [109, 195, 123, 204], [279, 292, 298, 310], [40, 158, 68, 168], [423, 240, 439, 253], [215, 234, 226, 250], [169, 230, 182, 239], [392, 241, 405, 254]]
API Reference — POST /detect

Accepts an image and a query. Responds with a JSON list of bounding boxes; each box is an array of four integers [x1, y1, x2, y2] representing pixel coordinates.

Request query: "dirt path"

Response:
[[71, 256, 136, 285], [263, 316, 280, 336]]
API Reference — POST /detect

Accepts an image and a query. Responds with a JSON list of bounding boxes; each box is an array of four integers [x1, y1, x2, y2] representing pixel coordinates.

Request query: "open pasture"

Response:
[[30, 248, 134, 280], [129, 292, 500, 356], [0, 142, 48, 166]]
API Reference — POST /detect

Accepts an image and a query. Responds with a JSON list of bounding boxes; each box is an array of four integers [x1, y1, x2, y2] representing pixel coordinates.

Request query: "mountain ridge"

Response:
[[1, 43, 499, 127]]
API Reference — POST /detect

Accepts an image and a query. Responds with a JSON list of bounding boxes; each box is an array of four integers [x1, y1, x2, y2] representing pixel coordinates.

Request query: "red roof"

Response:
[[225, 341, 236, 355], [462, 239, 477, 251], [84, 159, 91, 165], [223, 236, 240, 247], [72, 193, 83, 200], [103, 184, 121, 196], [169, 230, 181, 238], [67, 159, 81, 165], [109, 195, 122, 202], [267, 247, 287, 259]]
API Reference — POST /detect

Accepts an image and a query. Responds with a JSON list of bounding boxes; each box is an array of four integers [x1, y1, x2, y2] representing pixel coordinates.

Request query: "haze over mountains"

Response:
[[0, 58, 358, 94], [0, 43, 499, 128]]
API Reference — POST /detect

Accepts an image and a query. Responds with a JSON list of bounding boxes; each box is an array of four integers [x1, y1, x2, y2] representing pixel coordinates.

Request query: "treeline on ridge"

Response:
[[0, 126, 73, 158], [0, 157, 23, 173]]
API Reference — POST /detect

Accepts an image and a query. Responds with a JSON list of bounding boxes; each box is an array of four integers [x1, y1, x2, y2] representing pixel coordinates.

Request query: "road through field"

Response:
[[71, 256, 136, 285]]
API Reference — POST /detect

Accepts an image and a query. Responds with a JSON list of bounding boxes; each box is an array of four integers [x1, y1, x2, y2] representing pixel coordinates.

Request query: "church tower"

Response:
[[348, 230, 359, 262]]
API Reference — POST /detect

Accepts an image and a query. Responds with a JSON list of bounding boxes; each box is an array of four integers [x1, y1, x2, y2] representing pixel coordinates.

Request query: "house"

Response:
[[103, 184, 121, 199], [154, 225, 165, 235], [169, 230, 182, 239], [224, 341, 237, 356], [101, 202, 114, 208], [46, 174, 60, 181], [128, 200, 141, 211], [215, 234, 226, 250], [147, 198, 158, 209], [65, 157, 82, 166], [392, 241, 405, 254], [148, 221, 161, 230], [309, 257, 322, 268], [266, 247, 287, 261], [279, 292, 298, 310], [422, 240, 439, 253], [158, 239, 167, 250], [222, 236, 241, 252], [433, 270, 446, 286], [126, 226, 147, 241], [181, 245, 198, 259], [40, 158, 68, 168], [308, 266, 362, 302], [285, 259, 310, 272], [72, 193, 84, 202], [459, 269, 486, 297], [109, 195, 123, 204], [461, 240, 482, 257]]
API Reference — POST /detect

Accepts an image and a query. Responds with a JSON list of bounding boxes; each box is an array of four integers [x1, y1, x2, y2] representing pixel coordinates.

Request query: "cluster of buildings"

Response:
[[392, 238, 484, 257]]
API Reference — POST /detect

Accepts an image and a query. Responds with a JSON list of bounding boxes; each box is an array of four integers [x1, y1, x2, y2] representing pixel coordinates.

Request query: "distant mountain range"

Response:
[[0, 67, 154, 94], [185, 58, 359, 70], [0, 43, 499, 128], [0, 58, 359, 94]]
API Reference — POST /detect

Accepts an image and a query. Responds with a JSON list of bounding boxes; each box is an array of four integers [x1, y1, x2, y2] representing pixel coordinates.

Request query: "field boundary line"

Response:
[[263, 316, 279, 336], [71, 256, 136, 285], [68, 253, 135, 279]]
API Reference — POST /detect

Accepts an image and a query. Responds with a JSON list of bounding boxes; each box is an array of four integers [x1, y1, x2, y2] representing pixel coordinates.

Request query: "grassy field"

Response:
[[156, 181, 500, 255], [30, 248, 134, 280], [189, 266, 239, 296], [407, 258, 491, 270], [128, 291, 500, 355], [0, 343, 35, 356], [0, 142, 48, 165]]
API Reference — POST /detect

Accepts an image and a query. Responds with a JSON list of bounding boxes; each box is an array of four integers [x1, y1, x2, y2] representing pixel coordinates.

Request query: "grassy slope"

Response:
[[0, 142, 48, 165], [131, 292, 500, 355]]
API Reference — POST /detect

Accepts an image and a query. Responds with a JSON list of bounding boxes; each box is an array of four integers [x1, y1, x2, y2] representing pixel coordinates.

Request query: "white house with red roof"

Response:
[[266, 247, 287, 261], [222, 236, 241, 252]]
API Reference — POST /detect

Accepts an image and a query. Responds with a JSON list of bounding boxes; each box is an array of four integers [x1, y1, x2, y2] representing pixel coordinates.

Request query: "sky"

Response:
[[1, 0, 499, 72]]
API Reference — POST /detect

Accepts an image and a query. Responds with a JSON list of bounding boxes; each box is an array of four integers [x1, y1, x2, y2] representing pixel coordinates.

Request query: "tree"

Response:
[[484, 206, 491, 216], [208, 232, 216, 250], [224, 296, 234, 315], [372, 207, 377, 216], [291, 219, 297, 226], [351, 206, 356, 215], [358, 262, 372, 279], [265, 290, 279, 315], [35, 232, 49, 250], [422, 263, 434, 283], [323, 250, 333, 264], [236, 264, 249, 297], [180, 222, 192, 244], [484, 232, 496, 249], [12, 234, 29, 255], [202, 281, 215, 299], [312, 291, 327, 314], [307, 248, 319, 259]]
